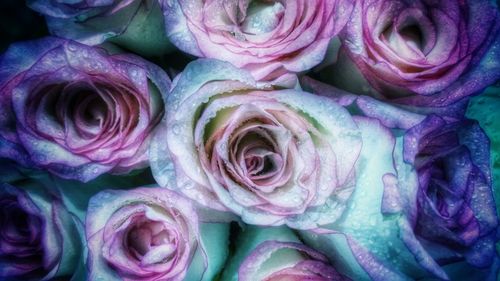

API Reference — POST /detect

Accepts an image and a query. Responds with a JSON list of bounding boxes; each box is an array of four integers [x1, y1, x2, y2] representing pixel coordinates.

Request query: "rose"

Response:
[[0, 37, 170, 182], [150, 59, 362, 229], [27, 0, 172, 56], [239, 242, 347, 281], [220, 225, 350, 281], [403, 116, 498, 272], [86, 187, 230, 281], [0, 181, 81, 280], [161, 0, 354, 85], [299, 78, 499, 280], [331, 0, 500, 107]]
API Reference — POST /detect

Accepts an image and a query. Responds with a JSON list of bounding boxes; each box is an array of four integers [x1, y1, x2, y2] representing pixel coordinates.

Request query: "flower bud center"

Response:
[[127, 221, 177, 264], [241, 0, 285, 35]]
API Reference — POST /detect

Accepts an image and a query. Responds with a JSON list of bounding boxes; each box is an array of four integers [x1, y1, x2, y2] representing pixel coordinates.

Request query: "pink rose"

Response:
[[86, 187, 230, 281], [162, 0, 354, 84], [239, 241, 349, 281], [332, 0, 500, 107], [150, 59, 362, 229], [220, 226, 350, 281]]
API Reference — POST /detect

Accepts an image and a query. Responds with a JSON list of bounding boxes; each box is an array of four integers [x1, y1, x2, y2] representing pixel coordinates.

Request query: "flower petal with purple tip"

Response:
[[150, 59, 362, 229], [162, 0, 354, 84], [330, 0, 500, 107], [0, 37, 170, 182]]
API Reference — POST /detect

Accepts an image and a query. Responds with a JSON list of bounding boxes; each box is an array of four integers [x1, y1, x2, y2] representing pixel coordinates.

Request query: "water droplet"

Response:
[[165, 161, 174, 171], [129, 69, 139, 78], [219, 143, 227, 151], [183, 181, 195, 190], [172, 123, 181, 135], [67, 44, 78, 52]]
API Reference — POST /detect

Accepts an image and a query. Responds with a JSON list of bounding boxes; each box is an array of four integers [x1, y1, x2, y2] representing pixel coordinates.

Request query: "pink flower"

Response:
[[239, 241, 349, 281], [220, 225, 350, 281], [162, 0, 354, 84], [333, 0, 500, 107], [150, 59, 362, 229], [86, 188, 202, 281]]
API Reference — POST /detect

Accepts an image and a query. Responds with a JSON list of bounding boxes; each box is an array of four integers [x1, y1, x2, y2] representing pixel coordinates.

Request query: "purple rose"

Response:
[[299, 78, 499, 280], [403, 116, 498, 272], [150, 59, 362, 229], [162, 0, 354, 85], [332, 0, 500, 107], [86, 187, 230, 281], [0, 181, 80, 280], [0, 37, 170, 182]]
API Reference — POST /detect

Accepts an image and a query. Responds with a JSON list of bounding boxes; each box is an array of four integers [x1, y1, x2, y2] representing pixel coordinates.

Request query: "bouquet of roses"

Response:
[[1, 0, 500, 280]]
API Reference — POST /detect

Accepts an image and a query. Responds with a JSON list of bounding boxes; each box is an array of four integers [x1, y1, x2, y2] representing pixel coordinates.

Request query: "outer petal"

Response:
[[466, 88, 500, 211], [161, 0, 203, 56], [43, 0, 142, 45], [30, 0, 173, 56], [51, 170, 156, 221], [184, 223, 230, 281], [0, 37, 65, 86], [300, 117, 435, 280], [400, 31, 500, 107], [220, 226, 302, 281]]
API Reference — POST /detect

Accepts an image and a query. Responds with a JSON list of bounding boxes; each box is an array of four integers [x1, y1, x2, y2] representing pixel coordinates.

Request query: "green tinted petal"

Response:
[[110, 0, 174, 57], [221, 225, 300, 281], [185, 223, 230, 281], [466, 87, 500, 217], [466, 87, 500, 257], [53, 169, 156, 221]]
